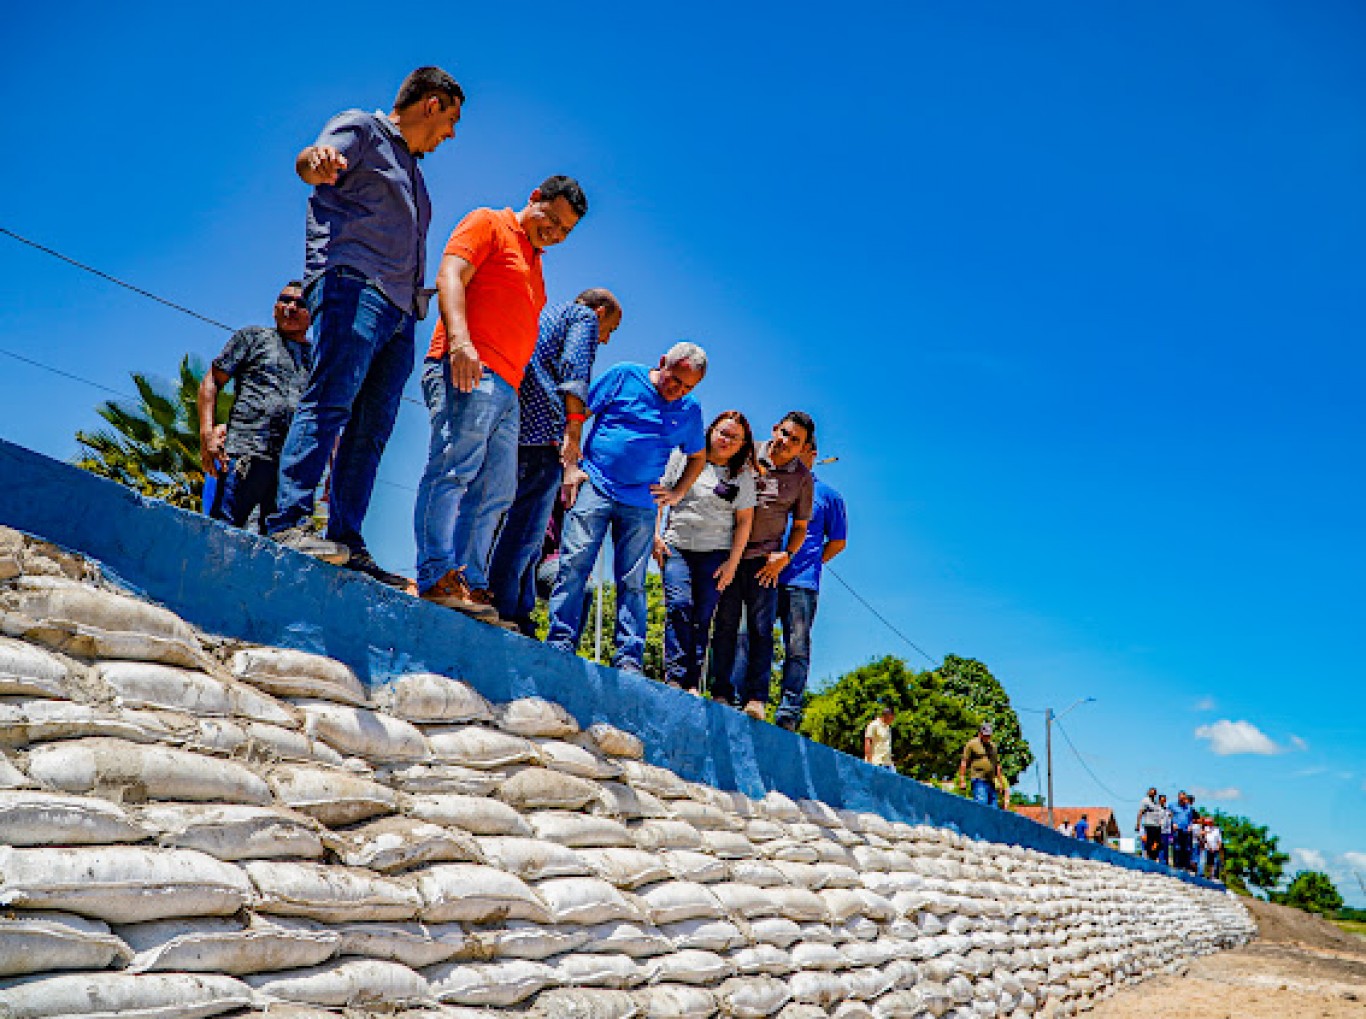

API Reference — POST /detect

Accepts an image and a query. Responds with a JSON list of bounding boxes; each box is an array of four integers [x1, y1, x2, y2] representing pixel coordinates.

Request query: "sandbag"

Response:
[[630, 819, 704, 852], [268, 764, 397, 825], [0, 636, 71, 698], [371, 673, 494, 723], [531, 811, 635, 848], [414, 863, 550, 924], [577, 921, 674, 958], [498, 766, 603, 810], [577, 848, 671, 889], [648, 949, 734, 985], [537, 876, 643, 925], [0, 576, 205, 668], [0, 971, 252, 1018], [617, 761, 690, 799], [378, 762, 503, 796], [700, 831, 758, 860], [295, 700, 428, 762], [25, 737, 273, 805], [0, 910, 132, 976], [638, 881, 726, 924], [667, 799, 734, 832], [747, 918, 803, 948], [790, 942, 848, 971], [96, 660, 297, 726], [425, 726, 542, 769], [632, 984, 716, 1019], [329, 816, 482, 872], [727, 944, 791, 976], [531, 987, 642, 1018], [231, 647, 366, 706], [477, 836, 591, 880], [494, 697, 580, 737], [425, 959, 560, 1006], [405, 794, 532, 836], [0, 699, 174, 747], [584, 723, 644, 760], [535, 740, 622, 780], [661, 918, 745, 952], [661, 850, 729, 884], [728, 861, 787, 888], [186, 717, 344, 767], [711, 883, 780, 919], [551, 952, 642, 989], [714, 976, 791, 1017], [117, 916, 339, 974], [767, 887, 829, 923], [138, 802, 324, 860], [267, 916, 466, 968], [244, 957, 429, 1007], [596, 781, 669, 820], [245, 860, 421, 922], [462, 921, 592, 961], [0, 789, 148, 844], [0, 844, 251, 923], [789, 970, 847, 1007]]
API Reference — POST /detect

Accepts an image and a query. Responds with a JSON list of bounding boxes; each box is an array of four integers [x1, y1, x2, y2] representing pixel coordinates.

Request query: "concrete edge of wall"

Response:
[[0, 438, 1222, 890]]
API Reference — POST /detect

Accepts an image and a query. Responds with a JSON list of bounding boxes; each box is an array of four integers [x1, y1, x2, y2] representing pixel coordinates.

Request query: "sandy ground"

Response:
[[1088, 897, 1366, 1018]]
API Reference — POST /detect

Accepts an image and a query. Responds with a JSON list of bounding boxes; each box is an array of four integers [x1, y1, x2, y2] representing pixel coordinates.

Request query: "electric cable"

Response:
[[1053, 716, 1126, 801]]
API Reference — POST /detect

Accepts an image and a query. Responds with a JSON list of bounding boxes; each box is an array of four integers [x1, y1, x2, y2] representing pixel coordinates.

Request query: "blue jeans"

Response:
[[662, 547, 729, 691], [545, 480, 654, 672], [210, 456, 279, 532], [269, 268, 415, 548], [489, 445, 562, 632], [708, 558, 778, 706], [776, 585, 819, 726], [414, 361, 520, 592], [971, 778, 999, 808]]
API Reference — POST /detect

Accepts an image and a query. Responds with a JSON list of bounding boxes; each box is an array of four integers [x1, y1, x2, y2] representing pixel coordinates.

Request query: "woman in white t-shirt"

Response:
[[654, 411, 758, 691]]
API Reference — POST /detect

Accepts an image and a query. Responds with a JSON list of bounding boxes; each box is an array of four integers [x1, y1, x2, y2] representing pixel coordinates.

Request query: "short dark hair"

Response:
[[780, 410, 816, 449], [395, 66, 465, 110], [538, 175, 588, 218], [575, 288, 619, 319], [283, 280, 304, 291]]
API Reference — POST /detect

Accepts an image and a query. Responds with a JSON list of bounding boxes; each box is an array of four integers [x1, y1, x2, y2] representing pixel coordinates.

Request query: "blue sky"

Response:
[[3, 3, 1363, 903]]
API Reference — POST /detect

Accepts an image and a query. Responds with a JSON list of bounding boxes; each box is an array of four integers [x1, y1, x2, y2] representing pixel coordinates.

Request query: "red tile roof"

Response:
[[1011, 805, 1120, 837]]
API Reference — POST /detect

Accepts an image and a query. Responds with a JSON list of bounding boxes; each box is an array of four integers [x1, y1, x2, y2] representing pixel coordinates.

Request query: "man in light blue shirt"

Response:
[[545, 343, 708, 672]]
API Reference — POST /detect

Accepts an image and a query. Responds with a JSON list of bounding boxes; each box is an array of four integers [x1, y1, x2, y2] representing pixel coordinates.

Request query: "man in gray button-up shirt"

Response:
[[266, 67, 464, 587]]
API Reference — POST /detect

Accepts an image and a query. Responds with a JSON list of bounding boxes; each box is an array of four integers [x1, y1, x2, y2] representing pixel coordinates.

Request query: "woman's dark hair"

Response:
[[708, 410, 757, 478]]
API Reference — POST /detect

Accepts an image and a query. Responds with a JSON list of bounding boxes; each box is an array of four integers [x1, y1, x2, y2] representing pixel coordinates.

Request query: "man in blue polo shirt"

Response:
[[773, 440, 847, 729], [1170, 791, 1195, 870], [545, 343, 708, 673]]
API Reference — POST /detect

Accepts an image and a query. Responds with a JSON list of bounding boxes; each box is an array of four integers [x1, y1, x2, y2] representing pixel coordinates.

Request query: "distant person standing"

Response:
[[1137, 787, 1164, 861], [1203, 820, 1224, 879], [199, 283, 313, 531], [1170, 791, 1195, 870], [863, 704, 895, 769], [1157, 793, 1174, 865], [267, 67, 465, 584], [1074, 814, 1090, 840], [956, 722, 1006, 808]]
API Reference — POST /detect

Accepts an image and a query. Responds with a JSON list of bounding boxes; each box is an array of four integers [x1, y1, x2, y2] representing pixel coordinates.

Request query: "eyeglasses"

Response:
[[277, 295, 307, 308]]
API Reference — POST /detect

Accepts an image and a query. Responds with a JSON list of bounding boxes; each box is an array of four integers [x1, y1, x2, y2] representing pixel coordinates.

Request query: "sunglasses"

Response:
[[277, 295, 307, 308]]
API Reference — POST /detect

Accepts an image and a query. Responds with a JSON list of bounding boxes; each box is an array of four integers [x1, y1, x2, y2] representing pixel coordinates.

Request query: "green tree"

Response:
[[1273, 870, 1343, 915], [74, 356, 227, 510], [1206, 809, 1290, 894], [935, 654, 1034, 782], [534, 574, 669, 680]]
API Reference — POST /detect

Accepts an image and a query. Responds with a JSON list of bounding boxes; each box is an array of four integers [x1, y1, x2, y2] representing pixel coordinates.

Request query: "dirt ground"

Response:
[[1088, 897, 1366, 1018]]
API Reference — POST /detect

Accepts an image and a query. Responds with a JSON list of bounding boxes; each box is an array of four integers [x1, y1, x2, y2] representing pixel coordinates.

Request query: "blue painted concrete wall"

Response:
[[0, 439, 1220, 889]]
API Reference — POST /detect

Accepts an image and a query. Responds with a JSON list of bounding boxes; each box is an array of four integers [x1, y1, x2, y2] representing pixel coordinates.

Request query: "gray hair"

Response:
[[663, 341, 708, 374]]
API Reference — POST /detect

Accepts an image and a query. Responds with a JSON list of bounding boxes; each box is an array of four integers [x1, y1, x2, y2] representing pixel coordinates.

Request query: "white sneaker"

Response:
[[273, 525, 350, 565]]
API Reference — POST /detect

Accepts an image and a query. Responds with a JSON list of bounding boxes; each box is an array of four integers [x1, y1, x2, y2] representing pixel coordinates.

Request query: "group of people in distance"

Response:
[[1136, 788, 1224, 878], [197, 66, 848, 731]]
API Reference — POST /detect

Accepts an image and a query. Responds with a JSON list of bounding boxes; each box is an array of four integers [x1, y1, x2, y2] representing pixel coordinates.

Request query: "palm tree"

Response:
[[74, 355, 230, 510]]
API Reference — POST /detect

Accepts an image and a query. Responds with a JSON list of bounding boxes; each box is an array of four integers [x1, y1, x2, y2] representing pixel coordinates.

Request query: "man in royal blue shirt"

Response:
[[488, 289, 622, 634], [545, 343, 708, 672], [773, 440, 847, 729], [1170, 792, 1196, 870]]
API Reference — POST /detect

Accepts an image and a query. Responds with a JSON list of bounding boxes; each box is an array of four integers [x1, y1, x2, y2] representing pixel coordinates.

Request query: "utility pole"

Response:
[[1046, 708, 1055, 830]]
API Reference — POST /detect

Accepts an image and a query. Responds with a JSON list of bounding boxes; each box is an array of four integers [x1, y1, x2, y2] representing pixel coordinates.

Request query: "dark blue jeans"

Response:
[[708, 558, 778, 706], [776, 585, 819, 726], [209, 456, 279, 533], [268, 268, 415, 549], [662, 547, 729, 691], [489, 445, 562, 633]]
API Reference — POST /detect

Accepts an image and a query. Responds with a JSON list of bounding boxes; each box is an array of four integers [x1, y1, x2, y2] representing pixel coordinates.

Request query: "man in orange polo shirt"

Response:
[[414, 175, 588, 621]]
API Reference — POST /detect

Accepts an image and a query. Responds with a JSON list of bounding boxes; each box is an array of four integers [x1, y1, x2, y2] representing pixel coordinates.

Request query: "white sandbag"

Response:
[[747, 917, 804, 948], [245, 860, 421, 922], [630, 819, 704, 852], [790, 942, 848, 971], [812, 863, 861, 890], [711, 883, 780, 919], [648, 949, 734, 985], [0, 789, 147, 844], [777, 1006, 830, 1019], [758, 791, 802, 822], [700, 831, 758, 860], [728, 944, 791, 976], [578, 922, 675, 958], [0, 576, 206, 668], [426, 726, 542, 769], [844, 968, 893, 1001], [477, 836, 591, 880], [819, 888, 868, 923], [852, 889, 896, 923], [760, 840, 818, 864], [768, 887, 829, 923], [0, 636, 71, 698], [378, 762, 503, 796], [138, 803, 324, 860], [661, 850, 729, 884], [668, 799, 735, 832], [0, 699, 174, 747], [498, 766, 603, 810], [832, 1001, 875, 1019], [231, 647, 366, 706], [618, 761, 690, 799], [245, 957, 429, 1007], [662, 919, 745, 952], [268, 763, 397, 825], [538, 876, 643, 925], [578, 848, 672, 888], [596, 781, 669, 819], [294, 699, 428, 762], [0, 971, 252, 1018], [789, 970, 847, 1007], [536, 740, 622, 780], [532, 987, 642, 1018], [632, 984, 716, 1019], [532, 811, 635, 848], [463, 921, 591, 961], [728, 861, 787, 888], [25, 737, 273, 804], [715, 976, 791, 1017], [371, 673, 494, 723], [267, 916, 466, 968], [406, 794, 532, 836], [584, 723, 644, 759], [414, 863, 550, 924], [552, 952, 643, 989], [330, 816, 482, 872], [0, 911, 132, 976], [425, 959, 560, 1006], [96, 660, 297, 726], [118, 916, 339, 974], [187, 717, 344, 767], [0, 844, 251, 922], [638, 881, 726, 924], [869, 988, 931, 1018], [495, 697, 580, 737], [745, 819, 787, 843]]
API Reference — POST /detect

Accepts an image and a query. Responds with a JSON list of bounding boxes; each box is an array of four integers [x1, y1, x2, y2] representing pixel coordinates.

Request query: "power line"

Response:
[[0, 348, 134, 401], [1053, 717, 1125, 802], [823, 565, 939, 666]]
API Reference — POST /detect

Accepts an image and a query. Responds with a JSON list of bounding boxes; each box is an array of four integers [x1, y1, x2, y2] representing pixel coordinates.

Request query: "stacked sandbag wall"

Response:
[[0, 528, 1253, 1018]]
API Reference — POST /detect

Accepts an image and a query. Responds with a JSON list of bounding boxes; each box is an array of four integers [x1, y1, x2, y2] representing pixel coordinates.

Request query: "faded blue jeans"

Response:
[[661, 547, 729, 691], [776, 585, 819, 727], [971, 778, 999, 808], [489, 444, 562, 633], [269, 267, 415, 549], [413, 361, 519, 593], [545, 480, 654, 672]]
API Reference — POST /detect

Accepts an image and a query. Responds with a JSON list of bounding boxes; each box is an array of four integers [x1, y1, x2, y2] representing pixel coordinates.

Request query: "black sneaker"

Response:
[[343, 547, 409, 589]]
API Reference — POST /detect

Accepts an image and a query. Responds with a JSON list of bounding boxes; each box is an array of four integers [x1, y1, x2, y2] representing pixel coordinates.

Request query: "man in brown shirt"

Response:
[[957, 722, 1007, 808], [707, 412, 815, 720]]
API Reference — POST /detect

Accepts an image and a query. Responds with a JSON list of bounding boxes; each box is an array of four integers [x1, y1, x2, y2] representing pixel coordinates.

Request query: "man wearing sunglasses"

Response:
[[199, 283, 313, 532]]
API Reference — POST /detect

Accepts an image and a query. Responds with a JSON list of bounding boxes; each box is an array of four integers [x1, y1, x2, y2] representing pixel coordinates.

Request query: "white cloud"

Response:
[[1291, 848, 1327, 872], [1192, 696, 1217, 712], [1343, 852, 1366, 871], [1193, 719, 1286, 756], [1191, 786, 1241, 801]]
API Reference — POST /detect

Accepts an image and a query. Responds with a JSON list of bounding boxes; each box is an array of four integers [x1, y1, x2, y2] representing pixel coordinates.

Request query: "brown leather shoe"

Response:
[[468, 589, 519, 629], [419, 569, 498, 621]]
